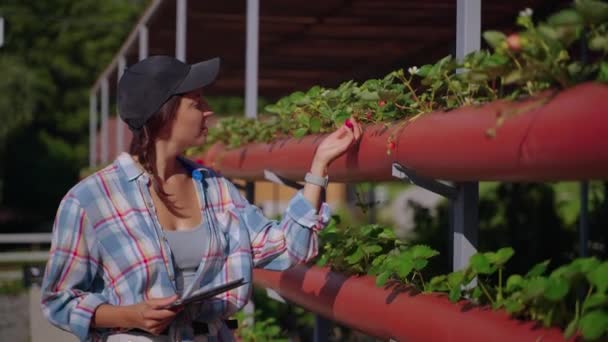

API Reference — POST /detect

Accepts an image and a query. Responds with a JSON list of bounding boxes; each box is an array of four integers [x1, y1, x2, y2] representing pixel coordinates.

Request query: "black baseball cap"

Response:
[[117, 55, 220, 131]]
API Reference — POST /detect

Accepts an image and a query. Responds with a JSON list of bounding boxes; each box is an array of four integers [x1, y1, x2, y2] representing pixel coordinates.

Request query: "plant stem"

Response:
[[416, 271, 426, 289], [478, 280, 495, 306], [399, 76, 430, 112], [498, 268, 503, 301]]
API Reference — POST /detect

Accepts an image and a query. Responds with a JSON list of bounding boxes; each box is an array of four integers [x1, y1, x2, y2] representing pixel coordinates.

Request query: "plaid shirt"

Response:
[[41, 153, 331, 341]]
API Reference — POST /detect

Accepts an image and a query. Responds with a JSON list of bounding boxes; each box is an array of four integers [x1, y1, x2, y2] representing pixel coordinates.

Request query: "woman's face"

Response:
[[165, 89, 213, 149]]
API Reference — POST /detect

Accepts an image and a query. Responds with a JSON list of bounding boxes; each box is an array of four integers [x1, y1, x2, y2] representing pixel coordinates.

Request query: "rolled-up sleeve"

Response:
[[225, 180, 331, 270], [41, 196, 107, 341]]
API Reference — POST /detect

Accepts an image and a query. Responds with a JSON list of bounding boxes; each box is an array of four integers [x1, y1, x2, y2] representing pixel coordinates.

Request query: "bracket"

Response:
[[391, 162, 457, 199], [392, 162, 478, 273], [264, 169, 304, 190]]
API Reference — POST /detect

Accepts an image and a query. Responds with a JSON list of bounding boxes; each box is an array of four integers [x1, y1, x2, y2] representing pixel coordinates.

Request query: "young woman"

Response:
[[41, 55, 362, 342]]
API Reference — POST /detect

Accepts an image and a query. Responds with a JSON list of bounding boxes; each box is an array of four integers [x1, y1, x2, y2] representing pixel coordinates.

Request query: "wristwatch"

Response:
[[304, 172, 329, 189]]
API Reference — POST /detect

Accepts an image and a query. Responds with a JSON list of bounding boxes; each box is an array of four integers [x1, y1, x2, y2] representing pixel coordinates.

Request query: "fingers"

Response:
[[147, 295, 178, 309], [142, 308, 179, 321]]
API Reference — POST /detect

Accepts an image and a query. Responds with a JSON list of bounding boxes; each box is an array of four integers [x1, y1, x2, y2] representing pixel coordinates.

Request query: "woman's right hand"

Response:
[[128, 295, 182, 335]]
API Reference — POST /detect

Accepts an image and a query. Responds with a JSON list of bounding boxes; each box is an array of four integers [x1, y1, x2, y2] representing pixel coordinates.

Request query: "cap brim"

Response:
[[174, 57, 220, 94]]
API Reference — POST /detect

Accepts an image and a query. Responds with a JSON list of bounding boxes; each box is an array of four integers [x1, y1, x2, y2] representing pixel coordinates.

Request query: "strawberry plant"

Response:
[[314, 216, 608, 340], [191, 0, 608, 156]]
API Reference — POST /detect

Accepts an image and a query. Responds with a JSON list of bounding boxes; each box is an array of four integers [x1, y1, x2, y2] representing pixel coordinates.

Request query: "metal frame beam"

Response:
[[89, 92, 98, 168], [117, 56, 127, 154], [245, 0, 260, 119], [176, 0, 187, 62], [100, 78, 109, 165]]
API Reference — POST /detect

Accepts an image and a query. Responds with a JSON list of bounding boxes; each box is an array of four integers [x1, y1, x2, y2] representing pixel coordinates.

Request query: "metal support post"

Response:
[[139, 25, 148, 61], [100, 78, 109, 165], [117, 56, 126, 154], [89, 92, 98, 168], [451, 182, 478, 271], [579, 181, 589, 257], [314, 315, 330, 342], [456, 0, 481, 60], [0, 17, 4, 48], [176, 0, 187, 62], [392, 163, 478, 271], [245, 181, 255, 204], [368, 183, 377, 223], [245, 0, 260, 119]]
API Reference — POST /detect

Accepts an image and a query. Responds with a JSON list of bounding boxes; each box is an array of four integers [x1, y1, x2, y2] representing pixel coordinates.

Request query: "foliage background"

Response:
[[0, 0, 146, 231]]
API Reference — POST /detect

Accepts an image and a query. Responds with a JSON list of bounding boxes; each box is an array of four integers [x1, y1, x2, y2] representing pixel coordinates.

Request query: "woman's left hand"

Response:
[[313, 116, 363, 168]]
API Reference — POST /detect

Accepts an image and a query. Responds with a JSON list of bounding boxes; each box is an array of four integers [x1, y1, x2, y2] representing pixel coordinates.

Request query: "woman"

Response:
[[41, 55, 362, 342]]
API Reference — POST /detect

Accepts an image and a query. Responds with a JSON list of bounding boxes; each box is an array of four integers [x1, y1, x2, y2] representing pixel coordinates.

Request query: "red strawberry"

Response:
[[378, 100, 387, 107], [365, 111, 373, 120], [345, 118, 354, 130], [196, 158, 205, 165]]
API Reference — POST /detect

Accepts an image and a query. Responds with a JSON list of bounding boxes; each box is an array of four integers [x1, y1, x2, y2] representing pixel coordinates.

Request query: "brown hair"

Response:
[[129, 95, 181, 175]]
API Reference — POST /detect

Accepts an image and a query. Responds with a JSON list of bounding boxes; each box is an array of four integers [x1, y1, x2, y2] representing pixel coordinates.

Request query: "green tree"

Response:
[[0, 0, 145, 229]]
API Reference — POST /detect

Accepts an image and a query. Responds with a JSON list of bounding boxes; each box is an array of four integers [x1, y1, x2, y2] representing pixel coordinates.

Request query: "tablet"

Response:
[[163, 278, 247, 309]]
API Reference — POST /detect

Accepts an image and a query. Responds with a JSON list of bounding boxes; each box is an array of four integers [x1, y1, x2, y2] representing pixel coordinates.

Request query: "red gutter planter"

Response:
[[203, 82, 608, 182], [253, 265, 570, 342]]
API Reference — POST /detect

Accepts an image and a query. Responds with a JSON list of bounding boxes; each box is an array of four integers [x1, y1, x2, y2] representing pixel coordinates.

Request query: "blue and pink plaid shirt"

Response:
[[41, 153, 331, 341]]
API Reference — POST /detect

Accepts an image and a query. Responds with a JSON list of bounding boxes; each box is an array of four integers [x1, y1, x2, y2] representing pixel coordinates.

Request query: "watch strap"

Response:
[[304, 172, 329, 188]]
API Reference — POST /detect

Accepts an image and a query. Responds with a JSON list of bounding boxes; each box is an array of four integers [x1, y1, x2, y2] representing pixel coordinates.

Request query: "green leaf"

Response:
[[363, 244, 383, 254], [544, 278, 569, 302], [447, 271, 465, 288], [564, 318, 579, 339], [296, 113, 310, 127], [590, 35, 608, 52], [411, 245, 439, 259], [309, 117, 322, 133], [472, 286, 483, 300], [503, 70, 523, 84], [547, 9, 584, 26], [316, 254, 329, 267], [413, 259, 429, 271], [575, 0, 608, 25], [598, 62, 608, 83], [416, 64, 433, 77], [449, 286, 461, 302], [506, 274, 525, 293], [345, 247, 364, 265], [428, 275, 448, 292], [588, 261, 608, 293], [483, 31, 506, 48], [264, 104, 282, 114], [470, 253, 494, 275], [504, 299, 525, 314], [583, 293, 608, 312], [523, 277, 547, 301], [579, 310, 608, 340], [494, 247, 515, 266], [359, 90, 380, 101], [376, 271, 391, 287], [485, 53, 509, 67], [397, 259, 415, 278], [293, 127, 309, 138], [378, 229, 397, 240], [526, 260, 550, 278]]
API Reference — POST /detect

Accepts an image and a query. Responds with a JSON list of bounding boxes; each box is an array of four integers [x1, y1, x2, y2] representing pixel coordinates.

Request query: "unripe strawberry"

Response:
[[506, 34, 522, 52]]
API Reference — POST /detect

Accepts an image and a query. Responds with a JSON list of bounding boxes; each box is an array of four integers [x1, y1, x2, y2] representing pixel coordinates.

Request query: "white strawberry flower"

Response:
[[408, 66, 419, 75], [519, 8, 533, 17]]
